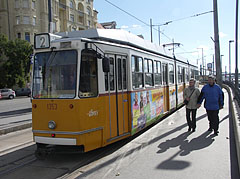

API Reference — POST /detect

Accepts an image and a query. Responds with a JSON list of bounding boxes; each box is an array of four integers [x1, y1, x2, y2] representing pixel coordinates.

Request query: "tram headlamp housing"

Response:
[[48, 120, 56, 129]]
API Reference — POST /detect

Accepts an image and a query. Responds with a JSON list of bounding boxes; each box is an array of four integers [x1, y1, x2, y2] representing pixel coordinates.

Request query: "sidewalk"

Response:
[[66, 89, 240, 179]]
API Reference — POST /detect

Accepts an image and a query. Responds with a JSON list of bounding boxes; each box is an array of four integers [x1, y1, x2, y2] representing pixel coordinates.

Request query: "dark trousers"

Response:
[[186, 108, 197, 129], [206, 110, 219, 132]]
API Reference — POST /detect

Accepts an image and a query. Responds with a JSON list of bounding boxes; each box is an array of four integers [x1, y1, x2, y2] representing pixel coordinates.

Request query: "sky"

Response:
[[94, 0, 239, 74]]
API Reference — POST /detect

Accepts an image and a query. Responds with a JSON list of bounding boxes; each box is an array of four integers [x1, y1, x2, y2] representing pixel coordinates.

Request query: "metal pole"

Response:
[[229, 40, 234, 81], [48, 0, 52, 33], [213, 0, 222, 87], [150, 19, 153, 43], [212, 54, 215, 75], [235, 0, 239, 88]]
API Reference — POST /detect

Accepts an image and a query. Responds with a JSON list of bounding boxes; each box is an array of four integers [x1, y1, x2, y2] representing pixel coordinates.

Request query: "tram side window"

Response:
[[154, 61, 162, 85], [105, 57, 115, 91], [194, 70, 200, 80], [169, 64, 174, 84], [144, 58, 153, 87], [162, 63, 168, 85], [190, 69, 194, 79], [79, 50, 98, 97], [117, 58, 127, 90], [185, 68, 189, 82], [123, 58, 127, 89], [132, 55, 144, 89], [178, 66, 183, 83]]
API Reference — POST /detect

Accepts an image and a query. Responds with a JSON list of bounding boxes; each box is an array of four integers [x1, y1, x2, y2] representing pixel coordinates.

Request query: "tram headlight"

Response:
[[48, 120, 56, 129]]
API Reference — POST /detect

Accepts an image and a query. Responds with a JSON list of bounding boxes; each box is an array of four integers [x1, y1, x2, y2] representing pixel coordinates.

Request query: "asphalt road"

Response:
[[0, 97, 32, 113], [0, 97, 32, 131]]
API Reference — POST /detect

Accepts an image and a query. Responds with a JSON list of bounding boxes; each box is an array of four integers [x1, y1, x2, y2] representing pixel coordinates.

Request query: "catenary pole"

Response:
[[213, 0, 222, 87], [235, 0, 239, 88]]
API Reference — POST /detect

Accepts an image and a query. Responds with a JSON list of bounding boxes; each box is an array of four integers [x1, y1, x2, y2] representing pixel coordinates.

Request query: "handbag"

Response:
[[184, 89, 195, 105]]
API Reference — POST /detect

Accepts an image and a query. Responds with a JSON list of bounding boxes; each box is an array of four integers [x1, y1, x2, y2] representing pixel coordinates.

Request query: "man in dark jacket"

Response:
[[197, 75, 224, 136]]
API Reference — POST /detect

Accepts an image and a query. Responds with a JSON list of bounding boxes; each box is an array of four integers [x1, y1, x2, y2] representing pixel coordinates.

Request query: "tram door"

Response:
[[106, 54, 129, 141]]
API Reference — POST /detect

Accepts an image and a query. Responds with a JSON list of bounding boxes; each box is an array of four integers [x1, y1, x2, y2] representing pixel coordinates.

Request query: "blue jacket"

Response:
[[197, 84, 224, 110]]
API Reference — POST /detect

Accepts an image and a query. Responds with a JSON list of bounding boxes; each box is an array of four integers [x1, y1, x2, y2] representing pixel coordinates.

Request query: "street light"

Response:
[[229, 40, 234, 81]]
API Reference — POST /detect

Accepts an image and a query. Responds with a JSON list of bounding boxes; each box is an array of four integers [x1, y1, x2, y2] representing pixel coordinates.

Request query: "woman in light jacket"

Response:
[[183, 78, 200, 132]]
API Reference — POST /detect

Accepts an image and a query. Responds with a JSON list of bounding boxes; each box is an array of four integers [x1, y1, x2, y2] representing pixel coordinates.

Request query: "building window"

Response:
[[78, 16, 84, 23], [33, 17, 36, 26], [132, 55, 144, 89], [88, 20, 91, 27], [25, 32, 30, 42], [15, 0, 20, 8], [87, 7, 91, 16], [70, 14, 74, 22], [169, 64, 174, 84], [87, 0, 91, 4], [32, 0, 36, 9], [23, 0, 29, 8], [17, 33, 21, 39], [23, 16, 30, 24], [69, 0, 74, 9], [154, 61, 162, 85], [16, 16, 20, 25], [144, 58, 154, 87]]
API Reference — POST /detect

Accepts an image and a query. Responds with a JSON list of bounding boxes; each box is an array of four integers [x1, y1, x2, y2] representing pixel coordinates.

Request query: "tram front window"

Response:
[[79, 49, 98, 98], [33, 50, 77, 99]]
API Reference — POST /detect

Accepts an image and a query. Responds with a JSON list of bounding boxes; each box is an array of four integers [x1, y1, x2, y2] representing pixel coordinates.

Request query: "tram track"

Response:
[[0, 153, 37, 177]]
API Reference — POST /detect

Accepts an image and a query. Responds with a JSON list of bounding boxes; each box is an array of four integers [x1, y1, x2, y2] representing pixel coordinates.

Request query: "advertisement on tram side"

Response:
[[131, 89, 164, 134], [178, 85, 184, 104], [169, 87, 176, 110]]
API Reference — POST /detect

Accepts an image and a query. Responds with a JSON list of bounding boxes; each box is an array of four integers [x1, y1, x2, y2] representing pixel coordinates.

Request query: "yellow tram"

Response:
[[32, 29, 199, 156]]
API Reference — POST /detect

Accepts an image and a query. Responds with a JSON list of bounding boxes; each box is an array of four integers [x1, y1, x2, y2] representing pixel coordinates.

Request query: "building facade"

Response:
[[0, 0, 98, 44]]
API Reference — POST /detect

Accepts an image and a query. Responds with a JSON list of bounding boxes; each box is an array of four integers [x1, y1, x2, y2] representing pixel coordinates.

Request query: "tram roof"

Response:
[[56, 29, 196, 66]]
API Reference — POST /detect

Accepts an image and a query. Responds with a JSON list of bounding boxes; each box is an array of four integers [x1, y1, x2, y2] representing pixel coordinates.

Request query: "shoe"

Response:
[[208, 128, 213, 132], [214, 131, 219, 135], [188, 127, 191, 132], [192, 129, 196, 132]]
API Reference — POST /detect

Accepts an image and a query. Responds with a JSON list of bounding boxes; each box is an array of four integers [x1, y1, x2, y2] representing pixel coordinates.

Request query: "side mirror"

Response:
[[102, 57, 110, 73]]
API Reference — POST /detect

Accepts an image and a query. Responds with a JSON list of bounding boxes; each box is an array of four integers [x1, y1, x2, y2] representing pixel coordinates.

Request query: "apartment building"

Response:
[[0, 0, 98, 44]]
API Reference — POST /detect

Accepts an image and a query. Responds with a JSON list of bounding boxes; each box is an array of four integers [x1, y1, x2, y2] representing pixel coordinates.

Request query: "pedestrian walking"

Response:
[[183, 78, 200, 132], [197, 75, 224, 136]]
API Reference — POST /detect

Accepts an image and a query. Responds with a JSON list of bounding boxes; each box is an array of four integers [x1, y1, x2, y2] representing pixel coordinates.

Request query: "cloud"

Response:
[[121, 25, 129, 29], [219, 32, 227, 38], [120, 24, 142, 29], [132, 24, 141, 28]]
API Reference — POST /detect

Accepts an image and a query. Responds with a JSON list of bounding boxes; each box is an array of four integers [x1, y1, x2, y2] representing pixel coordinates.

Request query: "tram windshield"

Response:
[[33, 50, 77, 99]]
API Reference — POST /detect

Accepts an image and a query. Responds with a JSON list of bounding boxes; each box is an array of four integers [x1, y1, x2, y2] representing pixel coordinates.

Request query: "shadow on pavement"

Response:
[[156, 115, 229, 171]]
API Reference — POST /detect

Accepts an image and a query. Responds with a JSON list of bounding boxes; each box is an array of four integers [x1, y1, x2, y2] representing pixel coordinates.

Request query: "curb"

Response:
[[223, 84, 240, 175], [0, 122, 32, 135]]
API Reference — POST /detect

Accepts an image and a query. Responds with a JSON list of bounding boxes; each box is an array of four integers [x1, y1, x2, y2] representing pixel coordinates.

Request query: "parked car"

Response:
[[15, 88, 31, 97], [0, 92, 2, 99], [0, 89, 16, 99]]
